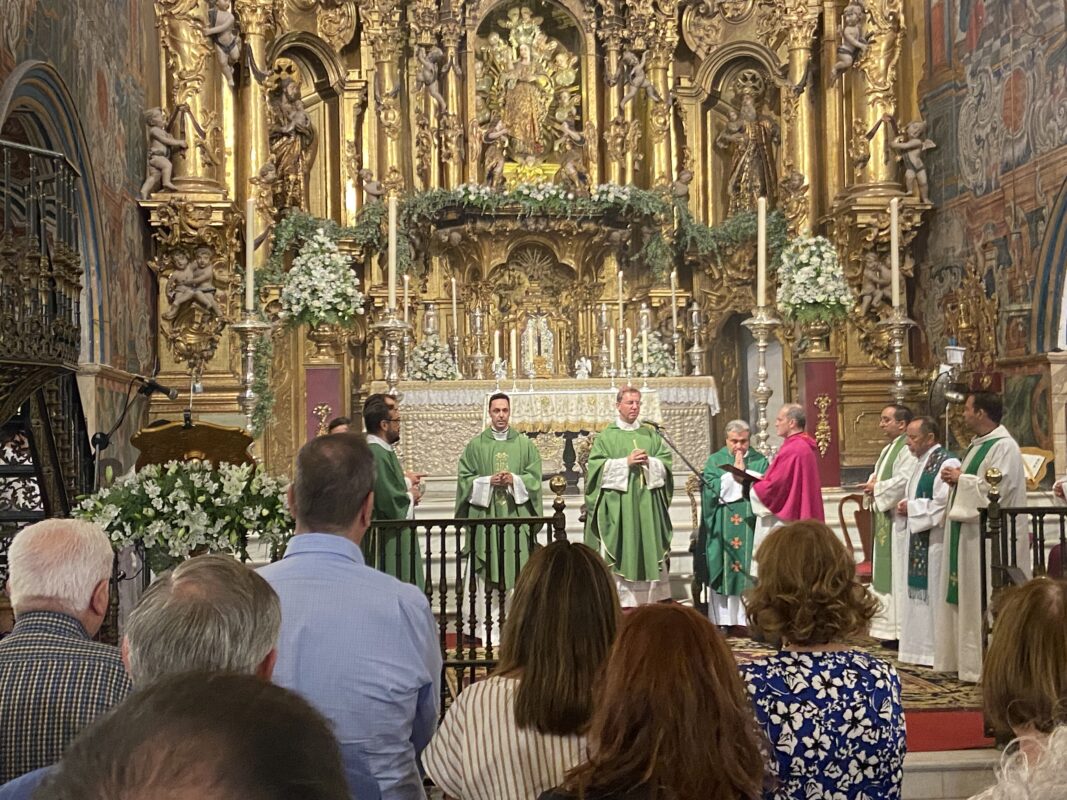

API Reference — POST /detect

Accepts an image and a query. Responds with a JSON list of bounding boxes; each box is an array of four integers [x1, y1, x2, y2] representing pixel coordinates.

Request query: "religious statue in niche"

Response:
[[473, 6, 581, 172], [829, 1, 868, 82], [267, 59, 318, 211], [162, 246, 223, 322], [139, 107, 187, 199], [716, 70, 780, 214], [885, 116, 936, 204], [204, 0, 242, 89]]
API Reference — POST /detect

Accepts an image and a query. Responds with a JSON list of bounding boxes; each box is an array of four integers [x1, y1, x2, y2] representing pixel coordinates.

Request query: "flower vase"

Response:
[[800, 318, 833, 355], [307, 322, 342, 358]]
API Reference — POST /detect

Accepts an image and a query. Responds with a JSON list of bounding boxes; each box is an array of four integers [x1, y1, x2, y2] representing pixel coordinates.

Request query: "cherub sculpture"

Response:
[[610, 50, 664, 116], [888, 117, 937, 204], [856, 250, 892, 318], [139, 106, 187, 199], [830, 1, 869, 82], [358, 169, 386, 203], [162, 247, 222, 322], [414, 46, 449, 113], [671, 167, 694, 205], [205, 0, 242, 89]]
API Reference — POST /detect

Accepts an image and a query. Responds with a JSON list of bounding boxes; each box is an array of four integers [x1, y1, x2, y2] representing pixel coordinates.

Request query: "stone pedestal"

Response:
[[799, 356, 842, 488]]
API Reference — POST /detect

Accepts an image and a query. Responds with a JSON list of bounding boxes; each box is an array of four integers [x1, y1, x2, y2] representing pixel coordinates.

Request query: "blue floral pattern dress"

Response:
[[740, 650, 906, 800]]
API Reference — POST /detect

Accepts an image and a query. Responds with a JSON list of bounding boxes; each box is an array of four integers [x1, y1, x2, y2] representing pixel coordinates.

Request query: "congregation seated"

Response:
[[424, 541, 620, 800], [259, 432, 440, 800], [740, 521, 906, 800], [970, 577, 1067, 799], [31, 672, 350, 800], [0, 519, 131, 783], [540, 604, 766, 800], [0, 552, 284, 799]]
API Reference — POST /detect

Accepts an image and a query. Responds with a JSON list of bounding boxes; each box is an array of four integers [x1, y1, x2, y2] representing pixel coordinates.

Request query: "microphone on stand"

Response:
[[640, 419, 662, 429], [133, 375, 180, 401]]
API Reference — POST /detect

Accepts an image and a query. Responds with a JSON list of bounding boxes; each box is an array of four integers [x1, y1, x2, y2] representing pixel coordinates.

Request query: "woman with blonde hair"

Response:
[[970, 577, 1067, 799], [741, 521, 905, 799], [424, 541, 620, 800], [540, 604, 766, 800]]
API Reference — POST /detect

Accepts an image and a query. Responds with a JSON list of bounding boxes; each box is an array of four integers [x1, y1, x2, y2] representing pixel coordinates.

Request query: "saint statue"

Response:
[[267, 62, 318, 211], [716, 71, 780, 214], [501, 42, 553, 157]]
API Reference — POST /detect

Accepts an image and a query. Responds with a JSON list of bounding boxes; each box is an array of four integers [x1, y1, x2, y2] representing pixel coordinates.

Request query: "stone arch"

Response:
[[0, 60, 108, 364], [1035, 177, 1067, 351]]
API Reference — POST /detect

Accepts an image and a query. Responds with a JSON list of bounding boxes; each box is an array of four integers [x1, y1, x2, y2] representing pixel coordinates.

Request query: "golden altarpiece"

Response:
[[139, 0, 946, 477]]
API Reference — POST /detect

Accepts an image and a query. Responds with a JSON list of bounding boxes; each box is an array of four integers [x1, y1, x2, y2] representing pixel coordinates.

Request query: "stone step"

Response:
[[902, 749, 997, 799]]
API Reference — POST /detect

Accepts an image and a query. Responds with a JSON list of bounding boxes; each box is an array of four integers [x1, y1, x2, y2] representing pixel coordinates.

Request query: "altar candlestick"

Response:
[[617, 270, 625, 329], [494, 329, 501, 361], [890, 198, 901, 308], [642, 329, 649, 366], [757, 196, 767, 308], [510, 329, 518, 375], [609, 328, 616, 367], [451, 276, 459, 331], [387, 195, 398, 311], [670, 270, 679, 332], [527, 325, 535, 366], [244, 199, 255, 312], [625, 327, 633, 372], [403, 274, 410, 324]]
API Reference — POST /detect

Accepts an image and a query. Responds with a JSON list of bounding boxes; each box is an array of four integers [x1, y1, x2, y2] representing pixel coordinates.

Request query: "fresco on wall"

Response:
[[0, 0, 156, 377]]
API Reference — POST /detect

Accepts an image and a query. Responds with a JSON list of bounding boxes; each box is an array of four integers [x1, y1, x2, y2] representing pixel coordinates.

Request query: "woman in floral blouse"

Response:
[[740, 520, 906, 799]]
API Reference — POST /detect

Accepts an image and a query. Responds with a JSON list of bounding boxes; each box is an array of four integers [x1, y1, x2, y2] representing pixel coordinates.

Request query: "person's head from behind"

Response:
[[564, 604, 765, 800], [983, 578, 1067, 738], [498, 541, 619, 736], [6, 518, 113, 636], [745, 520, 878, 647], [326, 416, 351, 434], [289, 432, 375, 543], [123, 554, 281, 685], [35, 672, 350, 800]]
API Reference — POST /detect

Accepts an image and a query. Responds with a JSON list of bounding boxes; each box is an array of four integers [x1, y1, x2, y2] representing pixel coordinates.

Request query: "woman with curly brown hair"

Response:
[[741, 520, 905, 799], [539, 604, 766, 800]]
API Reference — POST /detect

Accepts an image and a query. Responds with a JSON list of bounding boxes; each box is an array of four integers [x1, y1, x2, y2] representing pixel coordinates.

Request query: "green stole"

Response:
[[872, 435, 907, 593], [946, 437, 1002, 605], [907, 447, 950, 600]]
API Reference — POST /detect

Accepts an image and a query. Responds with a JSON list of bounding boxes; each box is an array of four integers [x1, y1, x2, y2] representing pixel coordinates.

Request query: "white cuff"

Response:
[[601, 458, 631, 492], [509, 474, 530, 505], [645, 456, 667, 490], [947, 474, 985, 523], [906, 497, 945, 532], [405, 493, 415, 520], [469, 476, 493, 509]]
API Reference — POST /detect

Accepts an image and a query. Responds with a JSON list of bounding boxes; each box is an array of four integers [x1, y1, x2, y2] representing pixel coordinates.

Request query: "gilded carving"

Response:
[[267, 59, 318, 211], [779, 168, 809, 236], [849, 117, 872, 172], [155, 0, 211, 106], [374, 74, 403, 140], [605, 116, 642, 165], [313, 403, 332, 436], [439, 112, 465, 164], [716, 70, 779, 213], [813, 394, 832, 455], [857, 0, 902, 109], [318, 1, 357, 51], [681, 2, 725, 60], [414, 107, 434, 184]]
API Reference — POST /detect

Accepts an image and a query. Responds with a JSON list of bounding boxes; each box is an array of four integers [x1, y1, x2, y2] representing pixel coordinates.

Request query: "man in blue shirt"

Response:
[[259, 432, 442, 800]]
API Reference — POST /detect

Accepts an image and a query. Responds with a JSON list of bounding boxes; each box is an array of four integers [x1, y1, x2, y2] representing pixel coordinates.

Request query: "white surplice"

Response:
[[868, 435, 918, 641]]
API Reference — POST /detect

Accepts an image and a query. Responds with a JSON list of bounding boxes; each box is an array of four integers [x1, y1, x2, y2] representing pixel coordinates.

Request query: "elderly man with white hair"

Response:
[[0, 519, 131, 782]]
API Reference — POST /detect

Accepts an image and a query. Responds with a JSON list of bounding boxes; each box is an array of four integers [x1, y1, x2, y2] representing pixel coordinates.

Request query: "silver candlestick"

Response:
[[617, 329, 629, 384], [879, 305, 915, 406], [372, 308, 410, 396], [469, 307, 488, 380], [686, 304, 705, 377], [672, 330, 683, 377], [400, 327, 414, 380], [741, 305, 782, 456], [597, 303, 611, 377], [229, 312, 273, 446], [449, 332, 464, 380]]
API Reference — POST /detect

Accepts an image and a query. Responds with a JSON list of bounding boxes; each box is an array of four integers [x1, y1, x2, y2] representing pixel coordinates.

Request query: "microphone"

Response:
[[134, 375, 180, 401], [641, 419, 662, 429]]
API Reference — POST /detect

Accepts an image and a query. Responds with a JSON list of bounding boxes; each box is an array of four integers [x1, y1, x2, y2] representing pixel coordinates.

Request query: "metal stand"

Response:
[[449, 333, 464, 380], [686, 305, 705, 377], [597, 303, 611, 377], [741, 305, 781, 457], [469, 307, 488, 380], [879, 306, 915, 406], [230, 313, 272, 439], [372, 308, 410, 396], [618, 329, 629, 385], [672, 330, 683, 377], [400, 329, 413, 380]]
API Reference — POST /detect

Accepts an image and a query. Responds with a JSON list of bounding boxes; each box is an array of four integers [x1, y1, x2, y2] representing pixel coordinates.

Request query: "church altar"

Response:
[[376, 377, 719, 477]]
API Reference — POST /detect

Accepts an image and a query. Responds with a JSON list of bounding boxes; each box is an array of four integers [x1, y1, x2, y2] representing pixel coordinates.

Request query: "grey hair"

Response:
[[125, 554, 281, 684], [981, 726, 1067, 799], [7, 519, 113, 614], [724, 419, 751, 435], [783, 403, 806, 430]]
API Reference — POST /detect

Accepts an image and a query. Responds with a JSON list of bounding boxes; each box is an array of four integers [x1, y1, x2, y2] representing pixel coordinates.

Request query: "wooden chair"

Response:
[[838, 493, 873, 584]]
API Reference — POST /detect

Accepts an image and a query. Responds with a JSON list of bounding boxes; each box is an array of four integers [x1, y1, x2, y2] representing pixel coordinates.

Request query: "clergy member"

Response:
[[363, 396, 424, 588], [865, 404, 918, 643], [894, 416, 959, 667], [455, 392, 543, 640], [367, 392, 427, 491], [750, 404, 824, 548], [937, 391, 1029, 682], [584, 387, 673, 606], [697, 419, 768, 632]]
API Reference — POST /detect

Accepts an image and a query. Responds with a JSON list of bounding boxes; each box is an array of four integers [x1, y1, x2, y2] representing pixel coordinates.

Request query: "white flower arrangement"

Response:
[[632, 330, 677, 377], [407, 333, 460, 381], [280, 228, 365, 328], [776, 235, 852, 323], [73, 460, 293, 573], [592, 183, 634, 203]]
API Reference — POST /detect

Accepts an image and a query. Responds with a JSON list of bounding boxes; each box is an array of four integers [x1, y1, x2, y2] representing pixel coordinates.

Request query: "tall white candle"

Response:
[[387, 195, 398, 311], [617, 270, 625, 330], [757, 196, 767, 308], [403, 274, 410, 324], [527, 325, 535, 366], [609, 328, 616, 367], [244, 199, 255, 312], [625, 327, 633, 372], [670, 270, 679, 333], [510, 329, 518, 376], [451, 277, 459, 335], [642, 329, 649, 366], [494, 329, 501, 361], [890, 198, 901, 308]]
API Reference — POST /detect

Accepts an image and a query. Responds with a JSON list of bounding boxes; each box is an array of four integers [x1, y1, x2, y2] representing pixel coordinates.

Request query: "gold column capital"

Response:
[[233, 0, 276, 36]]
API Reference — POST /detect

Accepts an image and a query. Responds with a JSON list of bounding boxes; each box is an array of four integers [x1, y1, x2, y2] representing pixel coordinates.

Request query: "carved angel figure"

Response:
[[268, 66, 318, 211], [414, 46, 449, 113], [139, 106, 187, 199], [887, 117, 936, 204], [574, 356, 593, 379], [163, 247, 221, 322], [856, 250, 893, 318], [358, 169, 386, 203], [830, 1, 869, 82], [205, 0, 242, 89], [613, 50, 664, 115]]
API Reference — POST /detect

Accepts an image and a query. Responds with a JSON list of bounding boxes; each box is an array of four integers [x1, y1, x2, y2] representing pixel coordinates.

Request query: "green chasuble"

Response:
[[697, 446, 769, 596], [365, 441, 423, 590], [584, 422, 673, 582], [455, 428, 544, 590]]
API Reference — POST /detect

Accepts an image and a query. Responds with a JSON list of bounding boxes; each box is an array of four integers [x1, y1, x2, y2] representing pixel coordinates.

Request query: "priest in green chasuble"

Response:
[[697, 419, 768, 629], [362, 396, 424, 589], [584, 387, 674, 606]]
